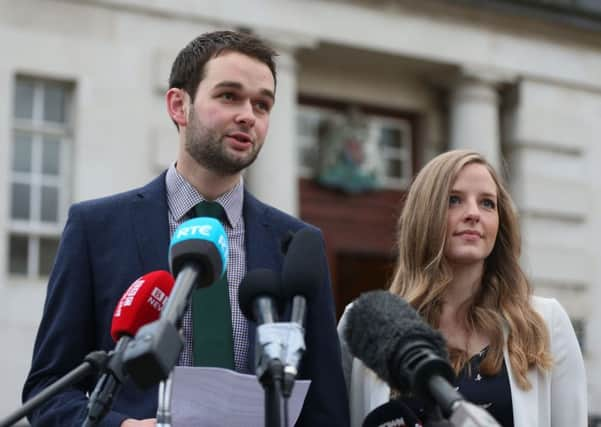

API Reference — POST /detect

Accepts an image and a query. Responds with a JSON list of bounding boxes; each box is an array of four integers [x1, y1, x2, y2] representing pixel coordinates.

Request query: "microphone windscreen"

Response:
[[281, 227, 323, 301], [238, 268, 282, 322], [169, 217, 229, 287], [362, 399, 420, 427], [344, 290, 448, 392], [111, 270, 175, 342]]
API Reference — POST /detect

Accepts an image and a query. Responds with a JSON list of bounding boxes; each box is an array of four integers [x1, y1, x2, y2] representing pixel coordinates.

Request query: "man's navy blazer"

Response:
[[23, 172, 349, 426]]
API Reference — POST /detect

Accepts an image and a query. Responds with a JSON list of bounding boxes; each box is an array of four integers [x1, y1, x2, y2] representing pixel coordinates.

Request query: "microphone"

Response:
[[282, 228, 322, 325], [239, 268, 281, 325], [280, 227, 322, 397], [344, 290, 500, 427], [83, 271, 175, 427], [123, 217, 228, 388], [238, 269, 286, 426], [238, 269, 284, 380], [110, 270, 175, 341]]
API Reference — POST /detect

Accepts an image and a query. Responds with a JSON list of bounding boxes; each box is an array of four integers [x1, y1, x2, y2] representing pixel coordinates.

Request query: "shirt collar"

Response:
[[165, 163, 244, 228]]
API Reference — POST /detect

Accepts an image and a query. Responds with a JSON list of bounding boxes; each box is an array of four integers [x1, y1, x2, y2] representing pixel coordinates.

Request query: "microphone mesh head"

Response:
[[238, 268, 282, 321], [344, 290, 448, 393], [281, 227, 323, 301], [110, 270, 174, 341]]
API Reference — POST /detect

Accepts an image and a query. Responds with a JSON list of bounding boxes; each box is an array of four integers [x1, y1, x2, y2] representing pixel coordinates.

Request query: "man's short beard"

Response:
[[184, 109, 261, 175]]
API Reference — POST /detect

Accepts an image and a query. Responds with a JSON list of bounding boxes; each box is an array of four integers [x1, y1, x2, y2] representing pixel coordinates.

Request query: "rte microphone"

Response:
[[280, 227, 322, 397], [83, 271, 175, 427], [123, 217, 228, 388], [164, 217, 228, 325], [344, 291, 500, 427]]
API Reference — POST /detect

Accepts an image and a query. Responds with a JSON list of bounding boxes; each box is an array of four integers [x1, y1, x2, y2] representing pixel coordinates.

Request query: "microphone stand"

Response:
[[83, 338, 131, 427], [260, 359, 285, 427], [0, 351, 108, 427], [281, 322, 305, 399], [255, 323, 291, 427], [156, 373, 174, 427], [422, 404, 454, 427], [425, 377, 500, 427]]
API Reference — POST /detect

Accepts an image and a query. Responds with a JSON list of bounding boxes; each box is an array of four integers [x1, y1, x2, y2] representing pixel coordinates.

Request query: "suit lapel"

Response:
[[130, 172, 171, 273], [244, 191, 282, 272]]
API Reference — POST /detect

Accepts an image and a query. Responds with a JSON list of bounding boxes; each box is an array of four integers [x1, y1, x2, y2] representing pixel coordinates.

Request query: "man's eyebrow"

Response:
[[213, 81, 275, 100], [260, 89, 275, 101]]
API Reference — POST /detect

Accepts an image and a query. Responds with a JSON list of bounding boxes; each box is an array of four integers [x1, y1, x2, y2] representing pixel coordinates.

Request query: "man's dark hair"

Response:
[[169, 30, 278, 102]]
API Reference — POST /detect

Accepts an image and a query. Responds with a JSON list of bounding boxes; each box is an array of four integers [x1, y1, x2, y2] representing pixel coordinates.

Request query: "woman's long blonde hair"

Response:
[[389, 150, 552, 389]]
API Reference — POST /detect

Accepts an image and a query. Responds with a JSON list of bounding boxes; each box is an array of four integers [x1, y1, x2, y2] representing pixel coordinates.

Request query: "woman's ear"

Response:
[[166, 88, 189, 128]]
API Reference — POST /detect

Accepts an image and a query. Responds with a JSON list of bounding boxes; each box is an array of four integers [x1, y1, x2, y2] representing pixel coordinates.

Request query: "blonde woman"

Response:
[[338, 150, 587, 427]]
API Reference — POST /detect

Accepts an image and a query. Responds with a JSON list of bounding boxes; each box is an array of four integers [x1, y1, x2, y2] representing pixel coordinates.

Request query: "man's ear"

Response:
[[166, 88, 189, 128]]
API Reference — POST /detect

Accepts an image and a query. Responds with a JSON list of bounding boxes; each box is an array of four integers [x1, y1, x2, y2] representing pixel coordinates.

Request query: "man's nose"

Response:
[[235, 101, 256, 127]]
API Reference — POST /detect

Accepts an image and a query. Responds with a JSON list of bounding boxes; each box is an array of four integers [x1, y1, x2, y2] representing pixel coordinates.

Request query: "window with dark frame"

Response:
[[297, 102, 413, 191]]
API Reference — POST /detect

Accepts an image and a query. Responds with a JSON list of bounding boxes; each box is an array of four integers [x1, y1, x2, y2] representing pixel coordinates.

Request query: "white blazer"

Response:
[[337, 296, 588, 427]]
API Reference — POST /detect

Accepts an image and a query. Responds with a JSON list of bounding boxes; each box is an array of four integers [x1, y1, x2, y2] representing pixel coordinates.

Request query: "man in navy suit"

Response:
[[23, 30, 349, 427]]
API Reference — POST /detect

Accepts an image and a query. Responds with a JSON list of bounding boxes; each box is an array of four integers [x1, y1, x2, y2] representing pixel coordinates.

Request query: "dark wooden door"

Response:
[[299, 178, 404, 319], [335, 252, 395, 318]]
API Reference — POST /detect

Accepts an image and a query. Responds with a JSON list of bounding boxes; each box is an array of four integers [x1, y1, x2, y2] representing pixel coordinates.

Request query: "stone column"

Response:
[[246, 33, 316, 216], [246, 47, 298, 215], [449, 68, 503, 171]]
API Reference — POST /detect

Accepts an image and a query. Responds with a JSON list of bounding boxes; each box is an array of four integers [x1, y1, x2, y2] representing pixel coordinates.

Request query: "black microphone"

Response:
[[282, 228, 322, 324], [122, 217, 228, 388], [280, 227, 322, 396], [239, 269, 284, 379], [238, 268, 285, 426], [344, 291, 500, 427], [239, 268, 281, 325]]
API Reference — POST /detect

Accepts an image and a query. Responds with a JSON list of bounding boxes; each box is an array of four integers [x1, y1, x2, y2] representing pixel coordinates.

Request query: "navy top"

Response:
[[403, 347, 514, 426]]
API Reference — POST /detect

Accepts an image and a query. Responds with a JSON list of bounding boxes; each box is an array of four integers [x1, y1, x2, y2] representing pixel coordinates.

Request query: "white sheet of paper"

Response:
[[170, 366, 310, 427]]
